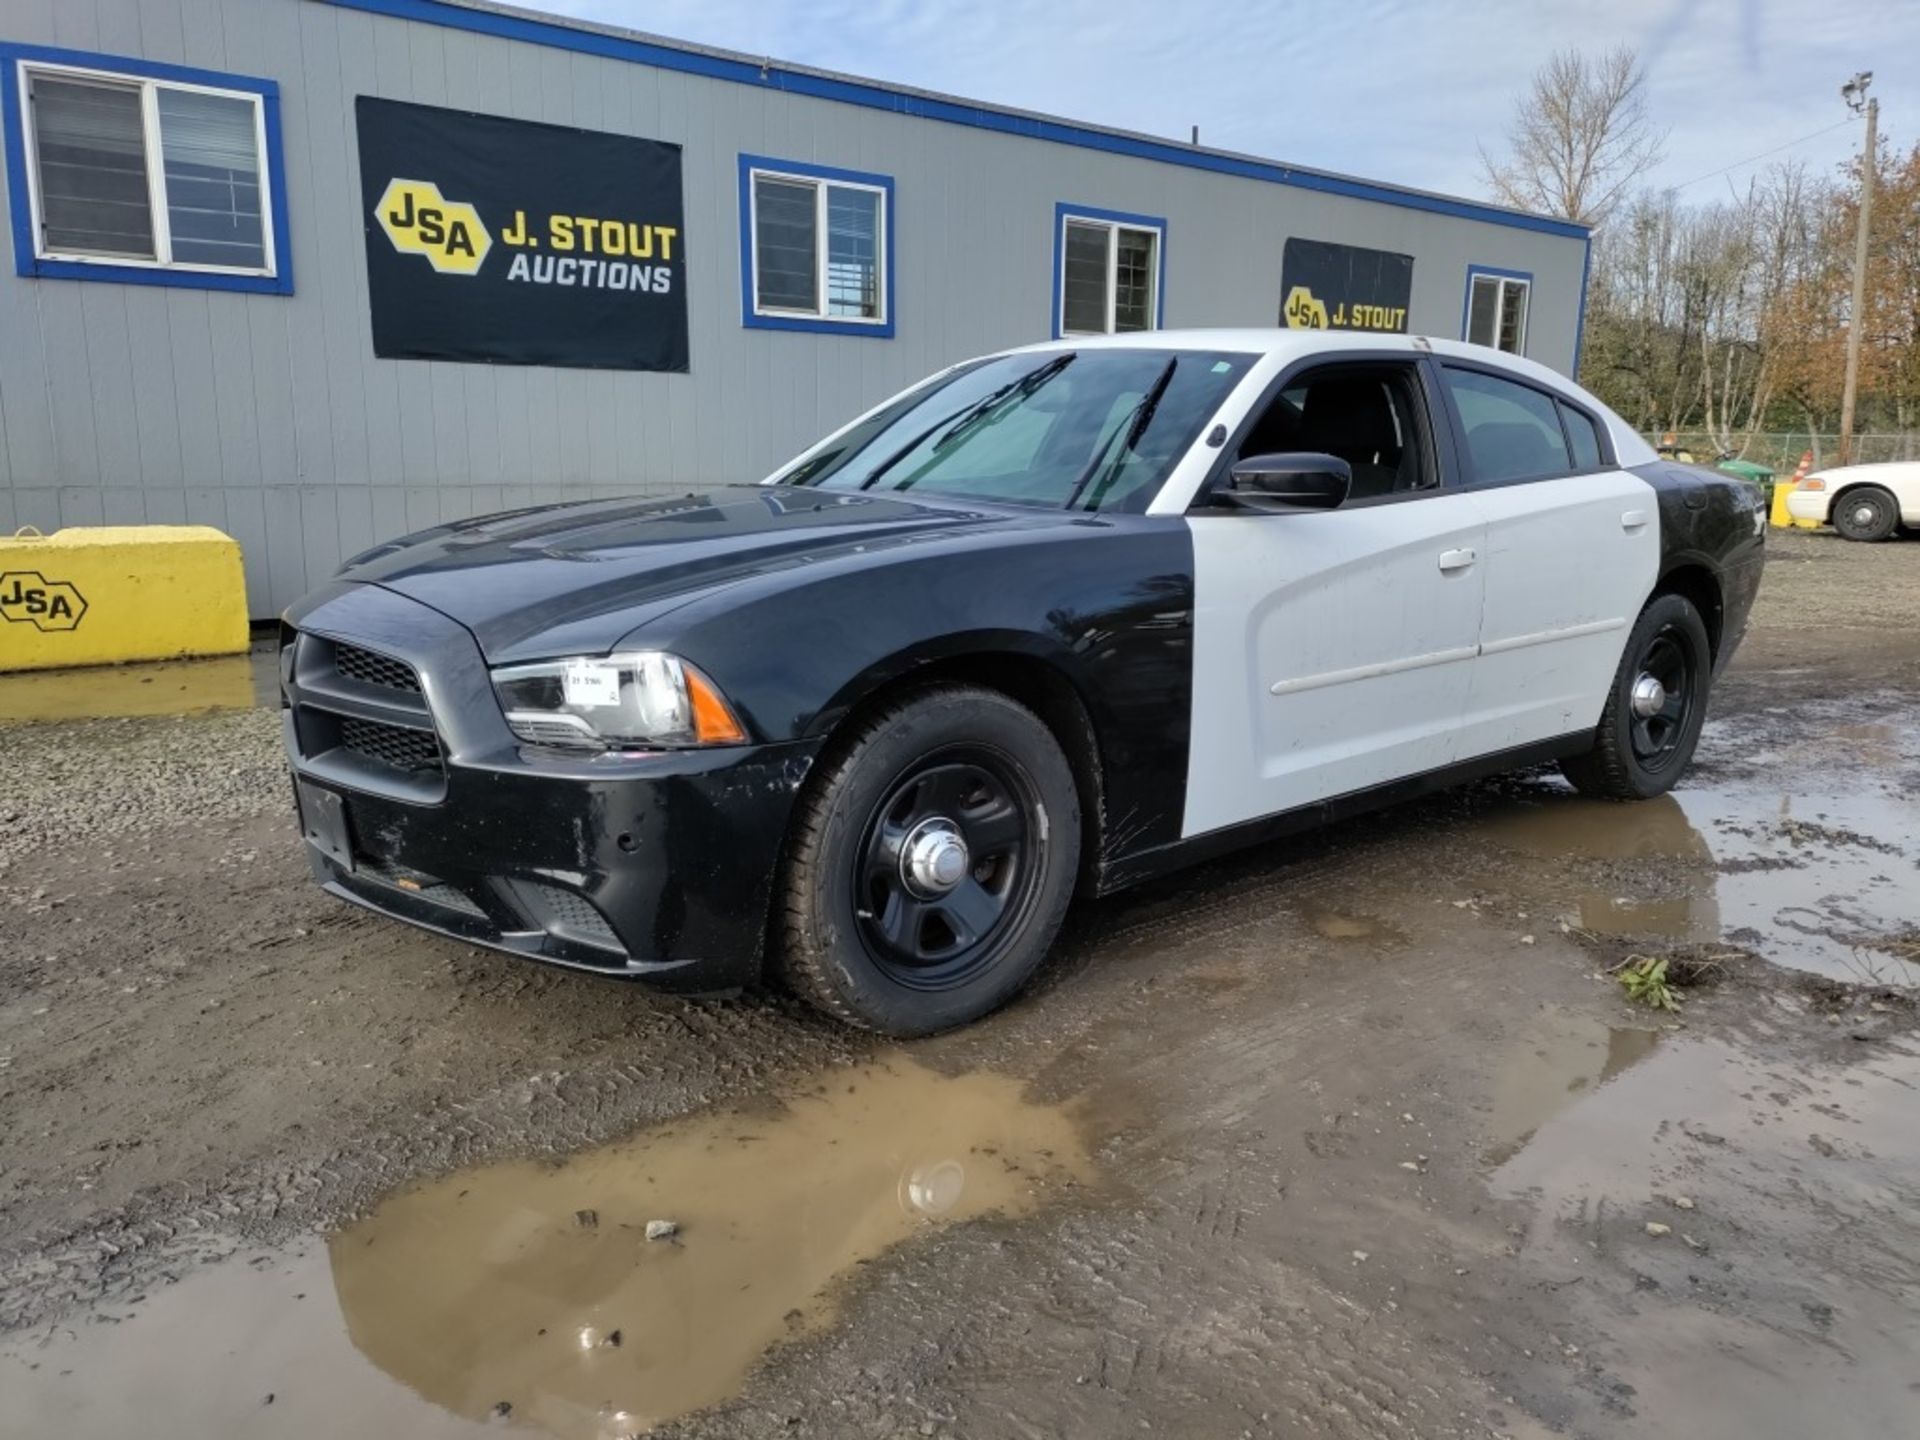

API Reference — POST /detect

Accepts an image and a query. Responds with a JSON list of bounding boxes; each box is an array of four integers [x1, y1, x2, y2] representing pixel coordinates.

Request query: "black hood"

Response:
[[341, 485, 1070, 661]]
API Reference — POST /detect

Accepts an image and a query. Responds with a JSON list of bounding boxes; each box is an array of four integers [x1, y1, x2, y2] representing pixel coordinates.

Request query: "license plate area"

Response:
[[296, 780, 355, 869]]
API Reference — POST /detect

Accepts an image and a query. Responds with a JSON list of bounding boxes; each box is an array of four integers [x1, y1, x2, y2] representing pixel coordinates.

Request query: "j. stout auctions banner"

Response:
[[1279, 238, 1414, 334], [356, 97, 688, 371]]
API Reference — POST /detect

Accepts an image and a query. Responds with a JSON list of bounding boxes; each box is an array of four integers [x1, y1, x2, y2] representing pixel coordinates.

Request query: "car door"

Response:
[[1434, 362, 1660, 760], [1181, 357, 1488, 838]]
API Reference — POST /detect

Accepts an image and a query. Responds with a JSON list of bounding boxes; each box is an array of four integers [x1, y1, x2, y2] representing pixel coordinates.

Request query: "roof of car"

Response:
[[1002, 328, 1656, 469], [1013, 327, 1573, 386]]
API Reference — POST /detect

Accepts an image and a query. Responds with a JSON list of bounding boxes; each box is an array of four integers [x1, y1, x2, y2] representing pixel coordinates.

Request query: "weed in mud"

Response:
[[1617, 956, 1682, 1011], [1865, 930, 1920, 963]]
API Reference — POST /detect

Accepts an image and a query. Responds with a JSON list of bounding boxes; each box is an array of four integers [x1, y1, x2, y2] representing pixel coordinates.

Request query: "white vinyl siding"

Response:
[[748, 166, 887, 324], [1467, 273, 1529, 353], [1058, 214, 1160, 336], [18, 58, 274, 276]]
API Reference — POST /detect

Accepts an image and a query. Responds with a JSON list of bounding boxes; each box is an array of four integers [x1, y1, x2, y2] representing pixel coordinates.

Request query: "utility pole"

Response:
[[1839, 72, 1876, 466]]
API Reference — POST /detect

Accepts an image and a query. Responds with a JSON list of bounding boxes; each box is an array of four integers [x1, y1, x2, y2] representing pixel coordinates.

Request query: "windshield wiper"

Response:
[[1062, 356, 1178, 511], [857, 353, 1076, 491]]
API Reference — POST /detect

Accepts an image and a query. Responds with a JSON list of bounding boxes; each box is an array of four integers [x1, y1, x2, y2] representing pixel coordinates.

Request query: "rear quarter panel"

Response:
[[1632, 461, 1766, 669]]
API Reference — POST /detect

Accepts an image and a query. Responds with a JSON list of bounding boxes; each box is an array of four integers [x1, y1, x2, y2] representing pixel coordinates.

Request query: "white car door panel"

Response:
[[1456, 471, 1661, 758], [1183, 494, 1487, 838]]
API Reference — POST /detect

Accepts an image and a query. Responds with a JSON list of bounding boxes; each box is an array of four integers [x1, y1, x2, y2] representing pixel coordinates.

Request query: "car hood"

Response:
[[342, 484, 1070, 661]]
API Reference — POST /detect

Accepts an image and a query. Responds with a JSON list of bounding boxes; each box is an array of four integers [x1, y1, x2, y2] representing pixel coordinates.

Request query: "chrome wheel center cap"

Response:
[[903, 819, 969, 895], [1853, 504, 1878, 527], [1630, 673, 1667, 718]]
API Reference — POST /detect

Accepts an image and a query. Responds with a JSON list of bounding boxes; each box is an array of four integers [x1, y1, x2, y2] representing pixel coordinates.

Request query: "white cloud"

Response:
[[526, 0, 1912, 207]]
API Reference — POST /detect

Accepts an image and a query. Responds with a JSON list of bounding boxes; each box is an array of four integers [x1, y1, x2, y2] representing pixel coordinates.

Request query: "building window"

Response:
[[738, 154, 893, 336], [1464, 267, 1530, 353], [1054, 204, 1163, 337], [2, 45, 290, 293]]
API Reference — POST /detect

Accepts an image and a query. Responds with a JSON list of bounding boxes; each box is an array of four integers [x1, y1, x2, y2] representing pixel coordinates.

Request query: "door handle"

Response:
[[1437, 548, 1476, 572], [1621, 509, 1649, 530]]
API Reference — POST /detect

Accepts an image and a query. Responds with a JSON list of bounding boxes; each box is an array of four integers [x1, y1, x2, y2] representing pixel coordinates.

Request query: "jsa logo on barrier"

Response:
[[376, 179, 492, 274], [0, 571, 87, 631]]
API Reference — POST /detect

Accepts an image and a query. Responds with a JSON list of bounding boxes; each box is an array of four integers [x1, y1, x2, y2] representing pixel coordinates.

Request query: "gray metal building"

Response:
[[0, 0, 1591, 617]]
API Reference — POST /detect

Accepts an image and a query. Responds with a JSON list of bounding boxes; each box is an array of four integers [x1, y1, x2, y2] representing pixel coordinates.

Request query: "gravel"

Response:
[[0, 709, 286, 869]]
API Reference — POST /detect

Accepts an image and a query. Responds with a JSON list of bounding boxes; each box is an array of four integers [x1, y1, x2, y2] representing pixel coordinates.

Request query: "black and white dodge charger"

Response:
[[282, 330, 1765, 1034]]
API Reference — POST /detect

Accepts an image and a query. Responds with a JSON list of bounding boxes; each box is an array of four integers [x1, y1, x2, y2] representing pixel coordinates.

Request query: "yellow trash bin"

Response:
[[0, 525, 249, 673]]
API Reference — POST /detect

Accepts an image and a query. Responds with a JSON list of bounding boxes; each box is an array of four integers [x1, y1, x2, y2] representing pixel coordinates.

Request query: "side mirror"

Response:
[[1223, 452, 1352, 510]]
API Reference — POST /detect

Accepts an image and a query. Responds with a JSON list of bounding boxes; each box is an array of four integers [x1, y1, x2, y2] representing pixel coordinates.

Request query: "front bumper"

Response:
[[1785, 488, 1831, 523], [282, 581, 816, 993]]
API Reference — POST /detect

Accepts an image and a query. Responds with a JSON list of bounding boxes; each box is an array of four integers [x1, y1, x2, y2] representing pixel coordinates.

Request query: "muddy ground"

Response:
[[2, 526, 1917, 1439]]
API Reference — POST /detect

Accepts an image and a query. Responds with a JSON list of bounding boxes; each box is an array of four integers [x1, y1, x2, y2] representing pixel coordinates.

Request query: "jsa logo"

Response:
[[376, 179, 492, 275], [0, 571, 87, 631], [1281, 285, 1330, 330]]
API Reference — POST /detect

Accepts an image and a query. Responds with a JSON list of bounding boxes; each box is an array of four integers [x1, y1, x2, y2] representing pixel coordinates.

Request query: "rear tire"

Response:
[[1832, 485, 1899, 542], [1560, 593, 1712, 801], [777, 686, 1081, 1035]]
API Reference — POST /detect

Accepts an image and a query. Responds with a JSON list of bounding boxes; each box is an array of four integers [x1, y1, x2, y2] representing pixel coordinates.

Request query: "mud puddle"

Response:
[[0, 641, 279, 724], [1493, 1030, 1920, 1438], [0, 1052, 1095, 1438], [1480, 780, 1920, 986], [1481, 1006, 1665, 1165]]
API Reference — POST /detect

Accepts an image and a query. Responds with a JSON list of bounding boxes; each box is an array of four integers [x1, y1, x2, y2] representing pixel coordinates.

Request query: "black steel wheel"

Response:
[[778, 686, 1081, 1035], [1626, 628, 1697, 773], [1561, 593, 1712, 801], [1832, 485, 1899, 542], [854, 753, 1043, 989]]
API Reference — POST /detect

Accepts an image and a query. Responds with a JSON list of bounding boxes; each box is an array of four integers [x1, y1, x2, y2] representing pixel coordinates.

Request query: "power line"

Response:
[[1667, 117, 1856, 192]]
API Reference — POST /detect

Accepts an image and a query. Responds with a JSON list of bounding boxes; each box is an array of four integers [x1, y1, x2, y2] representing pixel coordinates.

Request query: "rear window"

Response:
[[1443, 367, 1572, 483]]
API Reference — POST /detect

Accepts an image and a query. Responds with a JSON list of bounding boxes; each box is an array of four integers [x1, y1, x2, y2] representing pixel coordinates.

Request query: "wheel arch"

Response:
[[1829, 479, 1899, 529], [1652, 561, 1725, 663]]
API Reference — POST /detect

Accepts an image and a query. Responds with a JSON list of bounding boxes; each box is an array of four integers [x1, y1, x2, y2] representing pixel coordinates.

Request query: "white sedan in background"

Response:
[[1787, 461, 1920, 541]]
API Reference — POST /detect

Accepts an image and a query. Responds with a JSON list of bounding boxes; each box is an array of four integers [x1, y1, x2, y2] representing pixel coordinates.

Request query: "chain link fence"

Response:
[[1644, 432, 1920, 473]]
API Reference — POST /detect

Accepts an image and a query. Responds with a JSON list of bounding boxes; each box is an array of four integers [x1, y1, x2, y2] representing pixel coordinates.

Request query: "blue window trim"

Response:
[[320, 0, 1587, 244], [1572, 237, 1593, 373], [737, 153, 894, 338], [0, 41, 293, 295], [1052, 203, 1167, 339], [1461, 264, 1532, 349]]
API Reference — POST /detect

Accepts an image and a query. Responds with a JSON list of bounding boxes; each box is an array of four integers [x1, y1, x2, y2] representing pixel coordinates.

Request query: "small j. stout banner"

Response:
[[355, 97, 688, 371], [1279, 238, 1414, 334]]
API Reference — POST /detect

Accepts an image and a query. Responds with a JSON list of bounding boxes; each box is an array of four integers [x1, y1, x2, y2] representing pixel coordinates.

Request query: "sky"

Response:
[[517, 0, 1915, 211]]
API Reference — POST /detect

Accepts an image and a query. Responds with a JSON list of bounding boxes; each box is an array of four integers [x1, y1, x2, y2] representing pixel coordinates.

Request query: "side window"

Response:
[[1560, 401, 1603, 469], [1236, 364, 1434, 499], [1443, 367, 1571, 483]]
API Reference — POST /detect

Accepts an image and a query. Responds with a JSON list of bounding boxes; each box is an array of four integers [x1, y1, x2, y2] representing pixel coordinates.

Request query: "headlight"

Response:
[[491, 651, 747, 750]]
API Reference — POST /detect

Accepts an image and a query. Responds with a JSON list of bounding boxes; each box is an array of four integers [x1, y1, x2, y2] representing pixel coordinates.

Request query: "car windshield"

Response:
[[772, 349, 1255, 511]]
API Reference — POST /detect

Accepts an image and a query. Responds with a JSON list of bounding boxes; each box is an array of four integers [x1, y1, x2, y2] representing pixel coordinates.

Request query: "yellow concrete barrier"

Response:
[[0, 525, 249, 673]]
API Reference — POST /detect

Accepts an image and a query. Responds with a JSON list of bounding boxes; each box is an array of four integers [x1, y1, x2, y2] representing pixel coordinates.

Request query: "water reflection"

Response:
[[0, 1054, 1094, 1439], [0, 644, 278, 724], [1480, 784, 1919, 985]]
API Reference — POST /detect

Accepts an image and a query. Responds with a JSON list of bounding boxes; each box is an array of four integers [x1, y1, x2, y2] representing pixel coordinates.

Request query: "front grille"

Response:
[[340, 716, 442, 775], [335, 642, 421, 693], [524, 882, 623, 951]]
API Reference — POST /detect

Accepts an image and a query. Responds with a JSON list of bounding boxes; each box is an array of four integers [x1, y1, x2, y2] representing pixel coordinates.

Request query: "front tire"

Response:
[[1561, 594, 1712, 801], [777, 686, 1081, 1035], [1832, 486, 1899, 542]]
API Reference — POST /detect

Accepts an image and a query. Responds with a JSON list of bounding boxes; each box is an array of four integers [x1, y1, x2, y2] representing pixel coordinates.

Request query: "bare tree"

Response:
[[1482, 47, 1667, 225]]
